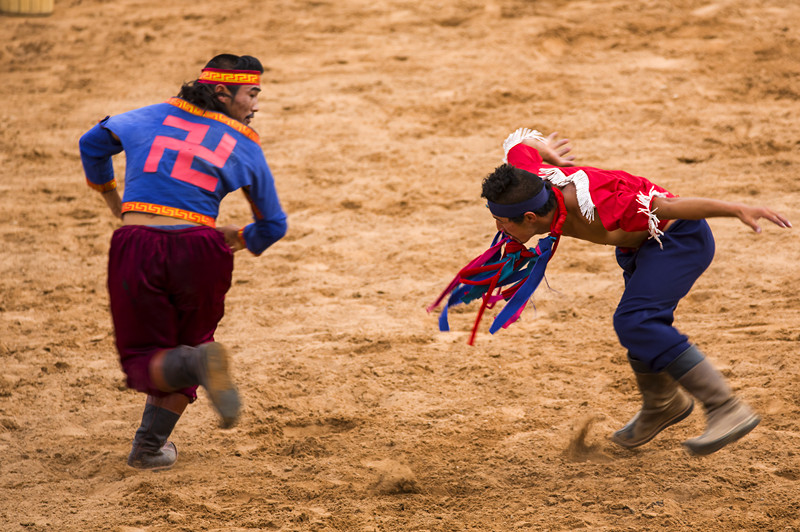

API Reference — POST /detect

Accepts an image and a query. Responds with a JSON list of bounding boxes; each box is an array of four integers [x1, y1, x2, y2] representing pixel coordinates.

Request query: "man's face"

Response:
[[492, 213, 543, 244], [221, 84, 261, 125]]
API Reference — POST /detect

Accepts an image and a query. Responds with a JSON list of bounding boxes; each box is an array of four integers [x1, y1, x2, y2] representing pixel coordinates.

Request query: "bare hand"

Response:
[[216, 225, 246, 252], [524, 132, 576, 167], [544, 132, 576, 166], [738, 205, 792, 233]]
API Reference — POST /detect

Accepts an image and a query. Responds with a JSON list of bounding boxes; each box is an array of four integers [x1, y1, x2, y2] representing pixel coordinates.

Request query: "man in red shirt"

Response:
[[481, 128, 790, 455]]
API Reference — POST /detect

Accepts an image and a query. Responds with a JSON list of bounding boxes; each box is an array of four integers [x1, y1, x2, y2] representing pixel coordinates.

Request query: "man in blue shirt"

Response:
[[79, 53, 287, 470]]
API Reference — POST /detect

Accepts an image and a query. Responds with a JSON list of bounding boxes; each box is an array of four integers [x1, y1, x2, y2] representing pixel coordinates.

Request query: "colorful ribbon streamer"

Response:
[[428, 187, 566, 344]]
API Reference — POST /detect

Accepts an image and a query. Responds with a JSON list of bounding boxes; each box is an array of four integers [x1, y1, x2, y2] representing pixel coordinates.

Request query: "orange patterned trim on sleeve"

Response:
[[166, 98, 260, 144], [238, 225, 261, 256], [87, 178, 117, 192], [121, 202, 216, 227]]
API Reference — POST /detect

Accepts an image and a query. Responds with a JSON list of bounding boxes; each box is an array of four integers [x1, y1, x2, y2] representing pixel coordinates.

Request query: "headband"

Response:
[[197, 67, 261, 86], [486, 185, 549, 218]]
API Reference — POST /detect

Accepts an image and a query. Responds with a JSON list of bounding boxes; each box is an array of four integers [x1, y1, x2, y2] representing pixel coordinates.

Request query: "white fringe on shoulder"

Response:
[[502, 127, 547, 163], [637, 187, 668, 248], [539, 168, 595, 222], [502, 127, 597, 222], [502, 127, 596, 222]]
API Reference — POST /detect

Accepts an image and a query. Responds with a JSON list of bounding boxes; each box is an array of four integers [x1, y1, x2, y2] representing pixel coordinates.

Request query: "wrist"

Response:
[[237, 227, 247, 250]]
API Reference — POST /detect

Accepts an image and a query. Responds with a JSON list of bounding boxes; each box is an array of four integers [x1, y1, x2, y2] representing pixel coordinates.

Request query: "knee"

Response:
[[613, 309, 650, 347]]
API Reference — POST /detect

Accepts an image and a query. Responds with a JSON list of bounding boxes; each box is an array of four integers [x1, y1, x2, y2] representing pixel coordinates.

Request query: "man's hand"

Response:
[[524, 132, 576, 167], [217, 225, 246, 252], [737, 205, 792, 233]]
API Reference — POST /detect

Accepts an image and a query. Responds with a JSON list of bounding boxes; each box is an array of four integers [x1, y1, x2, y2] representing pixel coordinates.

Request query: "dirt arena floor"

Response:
[[2, 0, 799, 530]]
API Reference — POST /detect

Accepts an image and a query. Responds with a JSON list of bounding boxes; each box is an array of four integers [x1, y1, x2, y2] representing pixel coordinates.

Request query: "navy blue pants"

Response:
[[613, 219, 715, 373]]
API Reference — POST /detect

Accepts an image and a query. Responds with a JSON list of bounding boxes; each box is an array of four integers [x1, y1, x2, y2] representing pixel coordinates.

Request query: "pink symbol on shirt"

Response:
[[143, 114, 237, 192]]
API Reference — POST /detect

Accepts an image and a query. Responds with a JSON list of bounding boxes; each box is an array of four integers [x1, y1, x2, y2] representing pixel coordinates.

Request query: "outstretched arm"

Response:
[[652, 196, 792, 233], [522, 132, 576, 167]]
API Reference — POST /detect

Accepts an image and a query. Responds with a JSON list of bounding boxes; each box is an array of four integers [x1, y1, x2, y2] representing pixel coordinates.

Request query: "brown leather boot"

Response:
[[612, 370, 694, 449], [677, 358, 760, 456]]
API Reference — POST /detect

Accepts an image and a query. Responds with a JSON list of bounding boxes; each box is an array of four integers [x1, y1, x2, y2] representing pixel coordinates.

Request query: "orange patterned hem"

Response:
[[121, 202, 216, 227]]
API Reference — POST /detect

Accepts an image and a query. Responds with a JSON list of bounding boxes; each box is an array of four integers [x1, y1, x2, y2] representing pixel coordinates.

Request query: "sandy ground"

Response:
[[1, 0, 800, 530]]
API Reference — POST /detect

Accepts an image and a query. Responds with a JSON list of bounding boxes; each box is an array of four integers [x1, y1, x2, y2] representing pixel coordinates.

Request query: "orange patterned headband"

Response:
[[197, 68, 261, 86]]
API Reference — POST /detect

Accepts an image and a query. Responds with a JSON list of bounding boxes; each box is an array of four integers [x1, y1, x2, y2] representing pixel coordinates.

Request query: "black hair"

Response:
[[176, 54, 264, 116], [481, 164, 556, 223]]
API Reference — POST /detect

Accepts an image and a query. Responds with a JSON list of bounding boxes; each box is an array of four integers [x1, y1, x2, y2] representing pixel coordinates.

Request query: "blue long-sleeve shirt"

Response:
[[79, 97, 287, 255]]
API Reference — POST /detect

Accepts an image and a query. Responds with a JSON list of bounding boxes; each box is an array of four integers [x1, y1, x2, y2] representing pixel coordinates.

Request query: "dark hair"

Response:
[[481, 164, 555, 223], [176, 54, 264, 116]]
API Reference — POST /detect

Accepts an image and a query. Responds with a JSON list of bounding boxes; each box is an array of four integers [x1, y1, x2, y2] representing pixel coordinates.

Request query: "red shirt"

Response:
[[507, 143, 675, 234]]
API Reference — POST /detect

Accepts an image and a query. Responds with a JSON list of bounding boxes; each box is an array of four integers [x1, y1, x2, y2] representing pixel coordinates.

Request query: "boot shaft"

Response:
[[633, 370, 682, 409], [161, 345, 206, 390], [676, 358, 733, 411], [132, 402, 181, 452]]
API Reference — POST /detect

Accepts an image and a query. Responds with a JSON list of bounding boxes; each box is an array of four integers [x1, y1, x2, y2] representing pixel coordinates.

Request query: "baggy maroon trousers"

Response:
[[107, 225, 233, 400]]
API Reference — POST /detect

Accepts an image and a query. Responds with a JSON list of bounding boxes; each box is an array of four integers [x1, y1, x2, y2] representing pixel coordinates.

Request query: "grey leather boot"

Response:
[[161, 342, 241, 428], [612, 370, 694, 449], [677, 357, 760, 456], [127, 403, 180, 471]]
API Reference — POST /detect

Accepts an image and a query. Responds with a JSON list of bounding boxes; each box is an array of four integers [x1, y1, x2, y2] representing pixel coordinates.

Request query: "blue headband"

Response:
[[486, 185, 550, 218]]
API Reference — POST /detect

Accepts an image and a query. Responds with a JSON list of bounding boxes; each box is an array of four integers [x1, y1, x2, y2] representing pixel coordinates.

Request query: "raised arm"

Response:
[[652, 196, 792, 233]]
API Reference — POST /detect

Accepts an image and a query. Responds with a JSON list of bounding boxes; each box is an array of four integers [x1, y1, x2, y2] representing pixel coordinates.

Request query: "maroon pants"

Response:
[[108, 225, 233, 399]]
